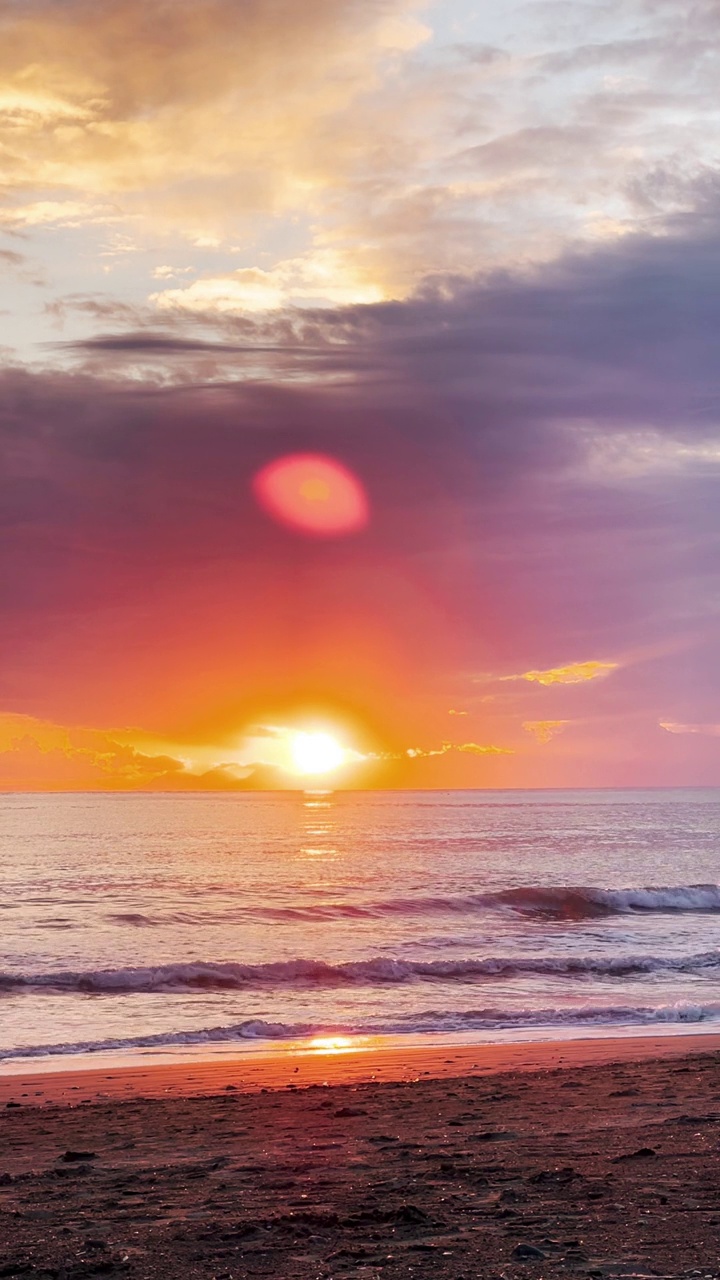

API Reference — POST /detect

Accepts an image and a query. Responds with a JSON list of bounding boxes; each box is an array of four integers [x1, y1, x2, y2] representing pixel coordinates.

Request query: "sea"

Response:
[[2, 789, 720, 1072]]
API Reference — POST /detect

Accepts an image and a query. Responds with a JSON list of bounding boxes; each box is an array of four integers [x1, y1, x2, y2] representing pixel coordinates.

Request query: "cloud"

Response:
[[0, 713, 185, 789], [523, 720, 570, 744], [659, 721, 720, 737], [0, 201, 125, 229], [405, 741, 513, 758], [0, 246, 47, 287], [61, 332, 293, 356], [151, 266, 195, 281], [0, 249, 26, 269], [4, 0, 720, 322], [0, 0, 429, 239], [501, 662, 618, 687], [152, 253, 386, 314]]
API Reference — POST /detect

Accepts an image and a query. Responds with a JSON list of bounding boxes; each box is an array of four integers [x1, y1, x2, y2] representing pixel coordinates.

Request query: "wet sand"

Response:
[[2, 1034, 720, 1278]]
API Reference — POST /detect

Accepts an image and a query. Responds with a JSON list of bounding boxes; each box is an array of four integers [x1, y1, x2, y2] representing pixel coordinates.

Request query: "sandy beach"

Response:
[[2, 1034, 720, 1278]]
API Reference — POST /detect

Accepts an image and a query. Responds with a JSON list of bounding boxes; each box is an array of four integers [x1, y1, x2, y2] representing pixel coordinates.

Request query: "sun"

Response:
[[290, 731, 346, 776]]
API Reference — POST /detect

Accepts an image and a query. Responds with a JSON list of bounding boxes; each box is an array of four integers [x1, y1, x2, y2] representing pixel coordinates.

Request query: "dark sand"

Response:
[[2, 1035, 720, 1279]]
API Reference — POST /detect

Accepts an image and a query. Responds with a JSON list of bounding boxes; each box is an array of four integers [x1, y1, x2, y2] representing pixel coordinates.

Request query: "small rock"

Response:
[[513, 1243, 547, 1261], [59, 1150, 97, 1162], [395, 1205, 430, 1224]]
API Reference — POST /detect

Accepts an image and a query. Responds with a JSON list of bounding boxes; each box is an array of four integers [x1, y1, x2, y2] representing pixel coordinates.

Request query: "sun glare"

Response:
[[290, 731, 346, 775], [308, 1036, 356, 1054]]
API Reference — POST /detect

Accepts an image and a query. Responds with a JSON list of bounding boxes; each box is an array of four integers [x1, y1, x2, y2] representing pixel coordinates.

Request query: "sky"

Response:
[[1, 0, 720, 789]]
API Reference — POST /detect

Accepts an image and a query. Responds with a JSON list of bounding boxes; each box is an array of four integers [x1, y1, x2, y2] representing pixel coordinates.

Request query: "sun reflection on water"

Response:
[[299, 789, 338, 861]]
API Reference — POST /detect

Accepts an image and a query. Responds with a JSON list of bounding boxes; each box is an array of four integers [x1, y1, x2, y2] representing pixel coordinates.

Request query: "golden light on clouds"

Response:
[[0, 0, 430, 236], [523, 720, 570, 744], [405, 741, 513, 759], [503, 661, 618, 686], [152, 252, 385, 314], [0, 713, 183, 789], [1, 0, 715, 340]]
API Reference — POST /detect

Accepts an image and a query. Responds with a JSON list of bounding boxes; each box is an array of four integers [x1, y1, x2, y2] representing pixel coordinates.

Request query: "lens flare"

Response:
[[252, 453, 368, 536]]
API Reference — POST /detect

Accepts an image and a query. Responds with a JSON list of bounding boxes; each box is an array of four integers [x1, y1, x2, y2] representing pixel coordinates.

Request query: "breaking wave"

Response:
[[3, 999, 720, 1061], [2, 947, 720, 994], [491, 884, 720, 918], [101, 884, 720, 925]]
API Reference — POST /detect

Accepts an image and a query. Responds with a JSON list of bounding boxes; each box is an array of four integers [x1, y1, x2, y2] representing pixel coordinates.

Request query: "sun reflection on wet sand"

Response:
[[306, 1035, 364, 1054]]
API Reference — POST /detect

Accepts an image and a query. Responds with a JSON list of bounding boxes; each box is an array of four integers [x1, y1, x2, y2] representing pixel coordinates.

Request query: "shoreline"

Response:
[[2, 1028, 720, 1107]]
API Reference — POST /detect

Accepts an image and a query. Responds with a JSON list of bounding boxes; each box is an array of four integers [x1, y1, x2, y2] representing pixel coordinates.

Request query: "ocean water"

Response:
[[2, 789, 720, 1069]]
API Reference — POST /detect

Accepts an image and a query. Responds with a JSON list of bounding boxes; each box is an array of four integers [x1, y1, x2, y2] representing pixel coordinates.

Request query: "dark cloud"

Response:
[[61, 333, 309, 355], [57, 217, 720, 434]]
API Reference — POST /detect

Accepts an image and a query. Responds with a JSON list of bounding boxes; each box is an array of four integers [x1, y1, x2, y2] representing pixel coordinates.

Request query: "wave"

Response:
[[2, 948, 720, 994], [102, 883, 720, 925], [3, 999, 720, 1061], [492, 884, 720, 919]]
